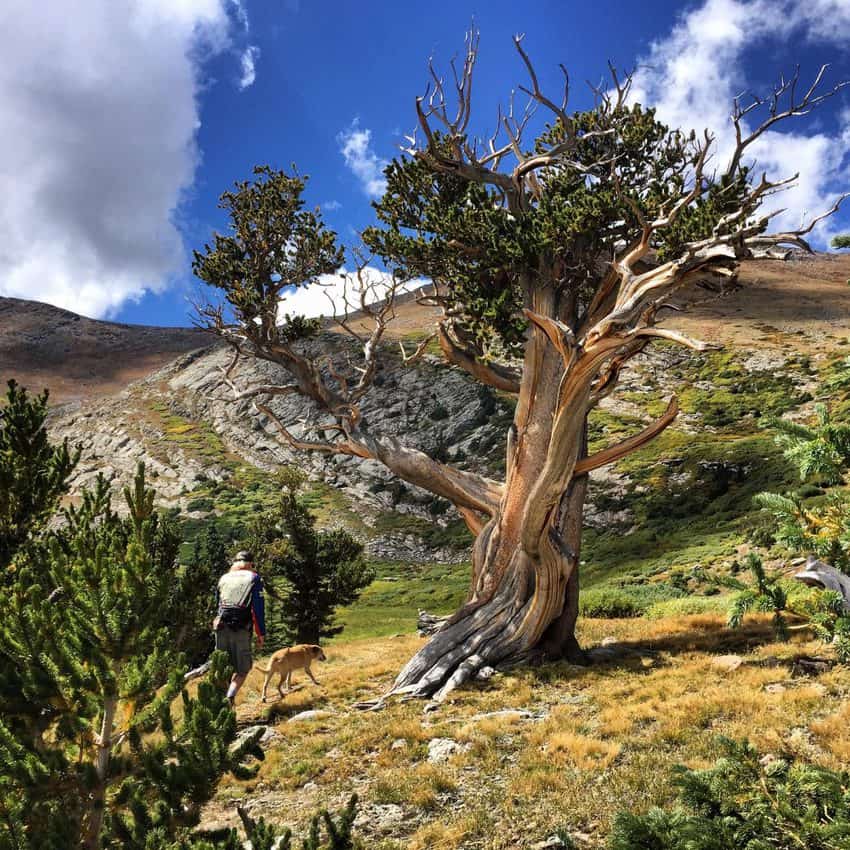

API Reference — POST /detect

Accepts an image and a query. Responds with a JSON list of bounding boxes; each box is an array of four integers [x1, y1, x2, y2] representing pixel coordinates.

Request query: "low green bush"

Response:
[[580, 588, 645, 618], [186, 496, 215, 513], [645, 596, 727, 619], [609, 739, 850, 850]]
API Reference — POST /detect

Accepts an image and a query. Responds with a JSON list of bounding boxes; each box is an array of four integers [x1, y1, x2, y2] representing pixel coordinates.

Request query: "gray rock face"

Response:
[[50, 335, 514, 559]]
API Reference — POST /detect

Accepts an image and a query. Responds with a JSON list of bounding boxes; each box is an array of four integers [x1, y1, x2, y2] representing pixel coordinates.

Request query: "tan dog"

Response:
[[256, 644, 327, 702]]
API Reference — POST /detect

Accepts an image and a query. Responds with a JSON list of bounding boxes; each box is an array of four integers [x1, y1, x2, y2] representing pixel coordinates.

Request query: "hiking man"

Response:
[[214, 550, 266, 705]]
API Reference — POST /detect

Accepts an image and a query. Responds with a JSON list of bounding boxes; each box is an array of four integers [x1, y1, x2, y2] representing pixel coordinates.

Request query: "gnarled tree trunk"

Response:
[[385, 289, 595, 701]]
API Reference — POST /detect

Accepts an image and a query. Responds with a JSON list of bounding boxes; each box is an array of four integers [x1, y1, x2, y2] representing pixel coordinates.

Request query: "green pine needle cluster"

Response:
[[192, 165, 343, 345], [767, 403, 850, 485], [609, 738, 850, 850]]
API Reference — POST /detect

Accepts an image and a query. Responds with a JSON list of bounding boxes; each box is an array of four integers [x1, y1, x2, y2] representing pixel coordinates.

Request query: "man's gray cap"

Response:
[[234, 550, 254, 563]]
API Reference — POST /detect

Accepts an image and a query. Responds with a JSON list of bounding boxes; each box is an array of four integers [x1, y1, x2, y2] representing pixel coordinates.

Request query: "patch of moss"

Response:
[[670, 349, 810, 428]]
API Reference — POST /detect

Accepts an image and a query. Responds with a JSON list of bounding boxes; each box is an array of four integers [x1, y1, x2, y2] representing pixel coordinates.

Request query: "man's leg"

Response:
[[228, 630, 254, 706], [227, 673, 247, 705]]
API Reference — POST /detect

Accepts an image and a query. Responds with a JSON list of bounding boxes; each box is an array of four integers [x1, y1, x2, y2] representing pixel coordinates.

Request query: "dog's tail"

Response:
[[254, 662, 271, 674]]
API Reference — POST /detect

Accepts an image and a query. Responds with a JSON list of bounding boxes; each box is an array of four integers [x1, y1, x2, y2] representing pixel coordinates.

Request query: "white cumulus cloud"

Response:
[[0, 0, 241, 319], [337, 120, 388, 197], [279, 267, 426, 319], [238, 44, 260, 90], [629, 0, 850, 244]]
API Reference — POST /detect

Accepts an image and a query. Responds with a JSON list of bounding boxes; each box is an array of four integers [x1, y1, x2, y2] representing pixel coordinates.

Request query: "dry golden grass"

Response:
[[199, 613, 850, 849]]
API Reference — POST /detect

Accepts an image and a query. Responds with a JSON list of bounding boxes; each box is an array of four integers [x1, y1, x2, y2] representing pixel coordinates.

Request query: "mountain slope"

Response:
[[4, 253, 850, 569], [0, 296, 208, 403]]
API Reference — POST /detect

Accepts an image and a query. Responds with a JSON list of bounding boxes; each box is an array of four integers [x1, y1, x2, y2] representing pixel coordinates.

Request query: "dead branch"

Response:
[[399, 333, 436, 365], [725, 64, 850, 180]]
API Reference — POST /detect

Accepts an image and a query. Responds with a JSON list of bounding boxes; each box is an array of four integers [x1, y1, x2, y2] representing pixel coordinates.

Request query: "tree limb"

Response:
[[574, 396, 679, 475], [437, 322, 521, 393]]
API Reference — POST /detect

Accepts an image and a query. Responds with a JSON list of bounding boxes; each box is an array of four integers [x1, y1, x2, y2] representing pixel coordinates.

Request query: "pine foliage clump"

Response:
[[0, 379, 78, 571], [768, 403, 850, 485], [609, 739, 850, 850]]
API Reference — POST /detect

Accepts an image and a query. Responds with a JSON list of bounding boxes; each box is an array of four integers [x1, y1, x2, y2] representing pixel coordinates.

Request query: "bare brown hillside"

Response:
[[337, 253, 850, 351], [2, 253, 848, 405], [0, 297, 209, 403]]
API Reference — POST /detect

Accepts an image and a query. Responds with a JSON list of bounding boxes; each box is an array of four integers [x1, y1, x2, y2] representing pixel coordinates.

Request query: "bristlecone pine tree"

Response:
[[0, 462, 263, 850], [194, 33, 849, 701], [243, 469, 374, 647]]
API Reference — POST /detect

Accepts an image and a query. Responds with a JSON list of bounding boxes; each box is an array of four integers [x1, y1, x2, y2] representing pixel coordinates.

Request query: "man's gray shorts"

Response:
[[215, 627, 253, 675]]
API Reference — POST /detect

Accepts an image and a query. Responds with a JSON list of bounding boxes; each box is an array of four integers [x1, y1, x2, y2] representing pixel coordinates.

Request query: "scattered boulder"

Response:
[[427, 737, 469, 763], [354, 802, 412, 835], [530, 837, 568, 850], [791, 657, 832, 677], [711, 654, 744, 672], [287, 709, 334, 723], [230, 724, 278, 752]]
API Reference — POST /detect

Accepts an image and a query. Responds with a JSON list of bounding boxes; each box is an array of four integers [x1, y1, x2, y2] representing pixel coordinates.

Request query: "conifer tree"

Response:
[[0, 464, 262, 850], [0, 380, 78, 571], [180, 525, 230, 665], [244, 470, 374, 647]]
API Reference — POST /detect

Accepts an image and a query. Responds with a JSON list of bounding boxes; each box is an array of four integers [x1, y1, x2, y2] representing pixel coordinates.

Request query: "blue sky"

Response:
[[1, 0, 849, 326]]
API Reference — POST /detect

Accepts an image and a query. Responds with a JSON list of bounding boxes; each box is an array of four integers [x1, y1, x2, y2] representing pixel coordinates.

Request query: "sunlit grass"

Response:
[[198, 612, 850, 849]]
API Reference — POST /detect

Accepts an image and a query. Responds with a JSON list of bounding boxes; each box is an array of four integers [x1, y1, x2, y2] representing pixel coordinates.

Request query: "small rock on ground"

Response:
[[427, 737, 470, 763], [288, 709, 334, 723], [354, 803, 413, 835], [230, 725, 279, 751], [530, 836, 567, 849], [711, 654, 744, 672]]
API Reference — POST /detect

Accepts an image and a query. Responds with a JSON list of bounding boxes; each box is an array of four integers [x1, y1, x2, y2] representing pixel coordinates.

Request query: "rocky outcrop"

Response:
[[49, 334, 514, 559]]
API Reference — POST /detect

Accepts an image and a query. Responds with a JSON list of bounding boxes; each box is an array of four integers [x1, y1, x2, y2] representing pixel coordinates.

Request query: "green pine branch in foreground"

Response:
[[0, 453, 262, 849], [609, 738, 850, 850]]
